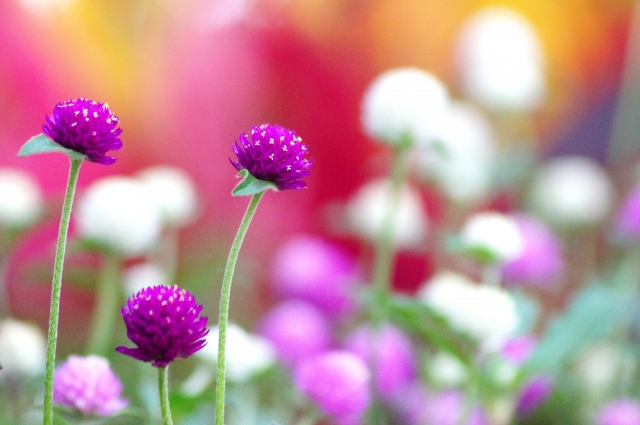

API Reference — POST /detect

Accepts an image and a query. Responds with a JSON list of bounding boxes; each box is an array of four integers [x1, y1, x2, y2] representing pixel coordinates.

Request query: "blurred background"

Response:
[[0, 0, 638, 423]]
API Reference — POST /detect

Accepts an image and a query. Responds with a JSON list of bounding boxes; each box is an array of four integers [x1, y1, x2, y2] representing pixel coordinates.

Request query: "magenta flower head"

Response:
[[516, 374, 554, 418], [294, 350, 370, 425], [116, 285, 209, 367], [230, 123, 312, 190], [614, 187, 640, 242], [344, 323, 417, 400], [53, 355, 128, 417], [259, 300, 332, 367], [596, 398, 640, 425], [42, 98, 123, 165]]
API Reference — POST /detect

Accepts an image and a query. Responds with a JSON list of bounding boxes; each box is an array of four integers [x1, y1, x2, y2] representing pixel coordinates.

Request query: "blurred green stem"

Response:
[[215, 191, 265, 425], [158, 366, 174, 425], [86, 254, 121, 355], [371, 144, 410, 318], [43, 157, 83, 425]]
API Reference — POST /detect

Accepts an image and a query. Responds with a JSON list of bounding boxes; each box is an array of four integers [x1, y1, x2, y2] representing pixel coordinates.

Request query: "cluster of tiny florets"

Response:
[[116, 285, 209, 367], [42, 98, 123, 165], [230, 124, 313, 190]]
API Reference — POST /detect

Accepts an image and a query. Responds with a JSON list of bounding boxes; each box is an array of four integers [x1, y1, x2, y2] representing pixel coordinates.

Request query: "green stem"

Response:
[[86, 254, 121, 355], [215, 191, 266, 425], [371, 145, 410, 314], [43, 157, 83, 425], [158, 366, 174, 425]]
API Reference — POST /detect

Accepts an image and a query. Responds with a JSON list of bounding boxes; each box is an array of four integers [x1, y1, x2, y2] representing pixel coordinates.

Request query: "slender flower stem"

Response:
[[215, 191, 266, 425], [371, 145, 410, 313], [86, 254, 121, 355], [43, 157, 83, 425], [158, 366, 174, 425]]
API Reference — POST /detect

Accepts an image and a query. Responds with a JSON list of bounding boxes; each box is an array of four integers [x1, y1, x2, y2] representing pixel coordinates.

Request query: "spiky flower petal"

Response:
[[42, 98, 123, 165], [53, 355, 128, 417], [116, 285, 209, 367], [230, 124, 312, 190]]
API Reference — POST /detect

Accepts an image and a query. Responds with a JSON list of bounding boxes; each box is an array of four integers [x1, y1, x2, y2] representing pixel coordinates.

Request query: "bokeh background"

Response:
[[0, 0, 636, 391]]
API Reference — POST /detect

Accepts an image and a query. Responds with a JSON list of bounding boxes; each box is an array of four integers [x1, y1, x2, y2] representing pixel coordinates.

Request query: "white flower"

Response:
[[182, 323, 276, 395], [0, 168, 42, 228], [137, 166, 198, 227], [528, 156, 613, 227], [575, 343, 635, 401], [460, 212, 524, 263], [122, 263, 169, 296], [455, 6, 545, 111], [420, 272, 519, 350], [361, 67, 450, 146], [346, 179, 428, 248], [428, 352, 468, 388], [415, 102, 495, 203], [0, 319, 46, 378], [75, 176, 163, 257]]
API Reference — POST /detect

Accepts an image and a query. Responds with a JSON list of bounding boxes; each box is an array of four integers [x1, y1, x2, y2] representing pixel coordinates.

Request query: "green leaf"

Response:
[[232, 169, 277, 196], [525, 284, 632, 373], [18, 133, 85, 160]]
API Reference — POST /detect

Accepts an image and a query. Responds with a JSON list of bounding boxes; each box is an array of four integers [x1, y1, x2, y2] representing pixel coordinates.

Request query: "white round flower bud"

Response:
[[456, 6, 545, 111], [182, 323, 276, 395], [528, 156, 613, 227], [415, 102, 495, 203], [0, 168, 43, 228], [428, 352, 468, 388], [420, 271, 519, 351], [75, 176, 163, 257], [137, 166, 198, 227], [122, 262, 169, 296], [361, 67, 450, 146], [346, 179, 428, 248], [0, 319, 46, 378], [460, 212, 524, 263]]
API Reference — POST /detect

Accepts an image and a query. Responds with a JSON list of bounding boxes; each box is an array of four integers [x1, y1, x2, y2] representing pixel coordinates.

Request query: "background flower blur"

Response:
[[0, 0, 639, 424]]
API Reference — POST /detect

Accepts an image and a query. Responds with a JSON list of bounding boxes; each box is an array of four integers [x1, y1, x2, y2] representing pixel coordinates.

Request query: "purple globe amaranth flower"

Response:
[[53, 355, 128, 417], [43, 98, 123, 165], [502, 214, 563, 289], [596, 398, 640, 425], [502, 335, 537, 366], [230, 123, 313, 190], [615, 187, 640, 241], [271, 235, 359, 319], [294, 350, 370, 425], [516, 374, 554, 418], [259, 300, 332, 367], [116, 285, 209, 367], [344, 323, 417, 400]]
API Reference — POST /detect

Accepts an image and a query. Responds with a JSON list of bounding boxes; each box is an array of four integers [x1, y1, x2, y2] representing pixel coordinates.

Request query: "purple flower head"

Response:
[[230, 124, 313, 190], [259, 300, 332, 367], [294, 350, 370, 425], [596, 398, 640, 425], [271, 235, 359, 319], [502, 214, 563, 288], [615, 187, 640, 241], [43, 98, 123, 165], [424, 390, 488, 425], [516, 374, 554, 418], [502, 335, 537, 366], [116, 285, 209, 367], [53, 355, 128, 417], [344, 323, 417, 400]]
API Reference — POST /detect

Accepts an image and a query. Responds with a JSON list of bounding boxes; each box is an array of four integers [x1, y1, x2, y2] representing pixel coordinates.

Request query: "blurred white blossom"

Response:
[[428, 352, 468, 388], [528, 156, 613, 227], [456, 6, 545, 111], [460, 212, 525, 263], [0, 168, 42, 229], [0, 319, 46, 378], [75, 176, 163, 257], [420, 271, 519, 350], [361, 67, 450, 147], [346, 179, 428, 249], [415, 102, 495, 203], [137, 165, 198, 227], [122, 262, 169, 296]]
